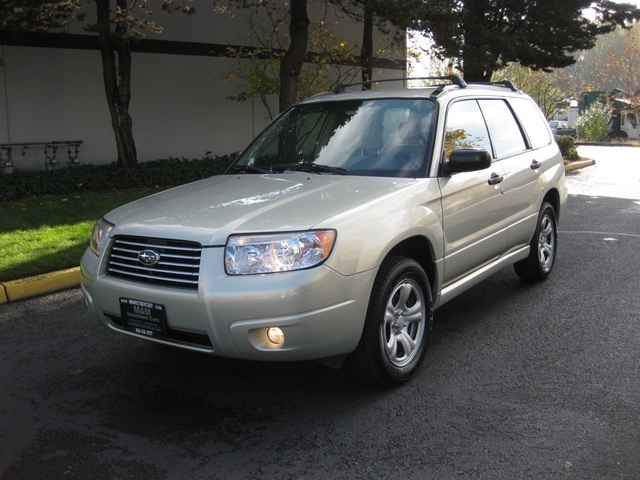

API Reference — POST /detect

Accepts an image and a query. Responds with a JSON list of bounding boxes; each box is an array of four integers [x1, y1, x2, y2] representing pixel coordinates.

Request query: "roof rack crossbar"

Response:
[[467, 80, 518, 92], [332, 74, 467, 94]]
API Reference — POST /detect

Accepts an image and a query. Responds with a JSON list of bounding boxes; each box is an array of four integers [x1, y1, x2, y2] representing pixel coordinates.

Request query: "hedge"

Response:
[[0, 155, 232, 201], [555, 135, 580, 161]]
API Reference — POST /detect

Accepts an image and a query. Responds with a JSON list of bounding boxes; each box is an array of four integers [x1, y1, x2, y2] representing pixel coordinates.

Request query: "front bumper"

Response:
[[81, 247, 375, 361]]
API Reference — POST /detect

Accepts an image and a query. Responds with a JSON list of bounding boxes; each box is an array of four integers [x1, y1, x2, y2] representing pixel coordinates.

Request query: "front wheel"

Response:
[[514, 202, 558, 281], [347, 256, 433, 386]]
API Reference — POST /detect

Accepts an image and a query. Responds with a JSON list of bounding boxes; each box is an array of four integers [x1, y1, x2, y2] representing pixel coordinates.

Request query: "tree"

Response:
[[575, 101, 612, 141], [493, 64, 565, 119], [0, 0, 83, 71], [417, 0, 640, 82], [221, 7, 358, 120], [0, 0, 82, 31], [215, 0, 311, 112], [279, 0, 310, 111], [89, 1, 194, 168], [2, 1, 194, 168], [329, 0, 421, 87], [93, 0, 139, 168], [329, 0, 376, 86], [217, 0, 412, 109], [592, 25, 640, 109], [551, 21, 640, 114]]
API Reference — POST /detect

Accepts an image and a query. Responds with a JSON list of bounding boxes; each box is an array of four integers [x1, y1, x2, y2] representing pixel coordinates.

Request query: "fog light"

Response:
[[267, 327, 285, 345]]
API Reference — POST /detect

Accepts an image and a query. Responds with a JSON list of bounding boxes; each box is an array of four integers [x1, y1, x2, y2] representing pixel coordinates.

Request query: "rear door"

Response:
[[478, 98, 541, 250], [499, 97, 562, 249]]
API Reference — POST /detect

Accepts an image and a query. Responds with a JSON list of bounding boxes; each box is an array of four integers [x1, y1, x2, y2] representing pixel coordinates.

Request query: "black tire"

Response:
[[347, 256, 433, 386], [514, 202, 558, 281]]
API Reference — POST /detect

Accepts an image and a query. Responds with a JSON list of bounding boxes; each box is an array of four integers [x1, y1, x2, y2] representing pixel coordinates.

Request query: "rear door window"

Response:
[[478, 99, 527, 158]]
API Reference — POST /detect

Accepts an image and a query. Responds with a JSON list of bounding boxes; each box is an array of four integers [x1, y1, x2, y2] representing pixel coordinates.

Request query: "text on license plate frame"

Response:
[[119, 297, 167, 339]]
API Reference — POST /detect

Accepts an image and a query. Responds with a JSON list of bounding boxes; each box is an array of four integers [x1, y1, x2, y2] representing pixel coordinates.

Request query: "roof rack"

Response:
[[468, 80, 518, 92], [332, 74, 467, 94]]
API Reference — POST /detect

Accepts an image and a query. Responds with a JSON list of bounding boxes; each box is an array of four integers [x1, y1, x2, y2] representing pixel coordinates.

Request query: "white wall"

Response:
[[129, 53, 264, 160], [1, 46, 114, 168], [0, 2, 405, 171], [0, 46, 10, 148]]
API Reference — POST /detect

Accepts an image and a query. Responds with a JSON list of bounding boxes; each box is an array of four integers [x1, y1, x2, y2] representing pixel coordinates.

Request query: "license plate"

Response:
[[119, 298, 167, 339]]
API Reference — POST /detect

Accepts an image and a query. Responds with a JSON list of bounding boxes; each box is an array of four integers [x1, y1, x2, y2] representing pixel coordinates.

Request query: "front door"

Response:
[[438, 99, 508, 285]]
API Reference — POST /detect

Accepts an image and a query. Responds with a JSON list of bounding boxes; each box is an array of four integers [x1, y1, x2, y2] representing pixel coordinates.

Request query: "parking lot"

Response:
[[1, 145, 639, 479]]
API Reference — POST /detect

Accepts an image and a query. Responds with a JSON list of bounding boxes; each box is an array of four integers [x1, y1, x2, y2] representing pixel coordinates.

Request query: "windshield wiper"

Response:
[[271, 163, 350, 175], [227, 164, 269, 174]]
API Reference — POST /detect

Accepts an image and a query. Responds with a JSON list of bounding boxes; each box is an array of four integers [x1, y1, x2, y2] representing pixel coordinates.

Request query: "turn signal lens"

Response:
[[90, 218, 114, 255]]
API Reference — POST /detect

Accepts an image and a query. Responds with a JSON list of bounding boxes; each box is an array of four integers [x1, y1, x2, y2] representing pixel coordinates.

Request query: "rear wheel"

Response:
[[514, 202, 558, 281], [347, 256, 433, 386]]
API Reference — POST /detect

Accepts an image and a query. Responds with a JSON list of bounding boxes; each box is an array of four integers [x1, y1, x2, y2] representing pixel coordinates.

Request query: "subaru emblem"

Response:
[[138, 249, 161, 266]]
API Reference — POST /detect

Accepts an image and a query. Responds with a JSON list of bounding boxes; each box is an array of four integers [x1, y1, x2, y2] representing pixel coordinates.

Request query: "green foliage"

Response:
[[555, 25, 640, 105], [418, 0, 640, 81], [84, 0, 195, 39], [222, 47, 283, 120], [0, 155, 232, 202], [555, 135, 580, 160], [220, 7, 358, 120], [493, 64, 565, 119], [575, 102, 612, 141], [300, 25, 359, 98], [0, 0, 82, 31]]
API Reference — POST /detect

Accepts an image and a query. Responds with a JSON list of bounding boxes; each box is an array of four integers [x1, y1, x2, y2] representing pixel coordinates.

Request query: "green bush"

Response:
[[0, 155, 232, 201], [555, 135, 580, 160], [575, 103, 611, 142]]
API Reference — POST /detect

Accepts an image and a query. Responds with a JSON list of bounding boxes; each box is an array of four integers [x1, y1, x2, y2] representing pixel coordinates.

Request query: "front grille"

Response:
[[107, 236, 201, 289]]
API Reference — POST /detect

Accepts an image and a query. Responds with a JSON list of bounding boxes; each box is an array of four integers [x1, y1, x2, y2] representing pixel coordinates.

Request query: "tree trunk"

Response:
[[460, 0, 495, 82], [96, 0, 138, 168], [361, 1, 373, 90], [279, 0, 310, 112], [462, 65, 494, 83]]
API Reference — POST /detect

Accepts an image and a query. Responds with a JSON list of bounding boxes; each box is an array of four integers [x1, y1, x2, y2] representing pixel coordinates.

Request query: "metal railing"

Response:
[[0, 140, 83, 174]]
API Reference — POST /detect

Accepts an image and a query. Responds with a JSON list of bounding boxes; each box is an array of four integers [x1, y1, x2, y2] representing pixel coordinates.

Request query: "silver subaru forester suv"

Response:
[[82, 75, 567, 386]]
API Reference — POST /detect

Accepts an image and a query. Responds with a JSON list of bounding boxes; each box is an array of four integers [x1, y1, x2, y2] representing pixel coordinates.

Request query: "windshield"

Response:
[[231, 98, 437, 177]]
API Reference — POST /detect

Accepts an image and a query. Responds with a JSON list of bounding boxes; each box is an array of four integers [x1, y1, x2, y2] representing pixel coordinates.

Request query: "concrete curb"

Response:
[[0, 158, 598, 305], [0, 267, 81, 304], [576, 142, 639, 148], [565, 159, 596, 172]]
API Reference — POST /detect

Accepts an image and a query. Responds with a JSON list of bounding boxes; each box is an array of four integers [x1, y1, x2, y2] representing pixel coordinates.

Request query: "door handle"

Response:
[[530, 159, 542, 170], [488, 173, 504, 185]]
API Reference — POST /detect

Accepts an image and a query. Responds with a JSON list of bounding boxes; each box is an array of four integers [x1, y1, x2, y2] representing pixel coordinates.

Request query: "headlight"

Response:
[[90, 218, 114, 255], [225, 230, 336, 275]]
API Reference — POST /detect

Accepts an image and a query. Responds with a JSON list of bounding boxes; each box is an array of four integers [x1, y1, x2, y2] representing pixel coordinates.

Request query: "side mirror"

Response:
[[446, 149, 492, 174]]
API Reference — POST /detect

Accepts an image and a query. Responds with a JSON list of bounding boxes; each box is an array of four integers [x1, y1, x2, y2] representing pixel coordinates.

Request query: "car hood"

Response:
[[105, 173, 415, 245]]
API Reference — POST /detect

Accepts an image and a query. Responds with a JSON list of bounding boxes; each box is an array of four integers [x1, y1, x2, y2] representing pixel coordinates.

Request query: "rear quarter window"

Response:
[[508, 98, 553, 149]]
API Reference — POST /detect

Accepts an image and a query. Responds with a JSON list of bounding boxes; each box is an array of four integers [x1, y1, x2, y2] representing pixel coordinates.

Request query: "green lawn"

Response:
[[0, 189, 160, 282]]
